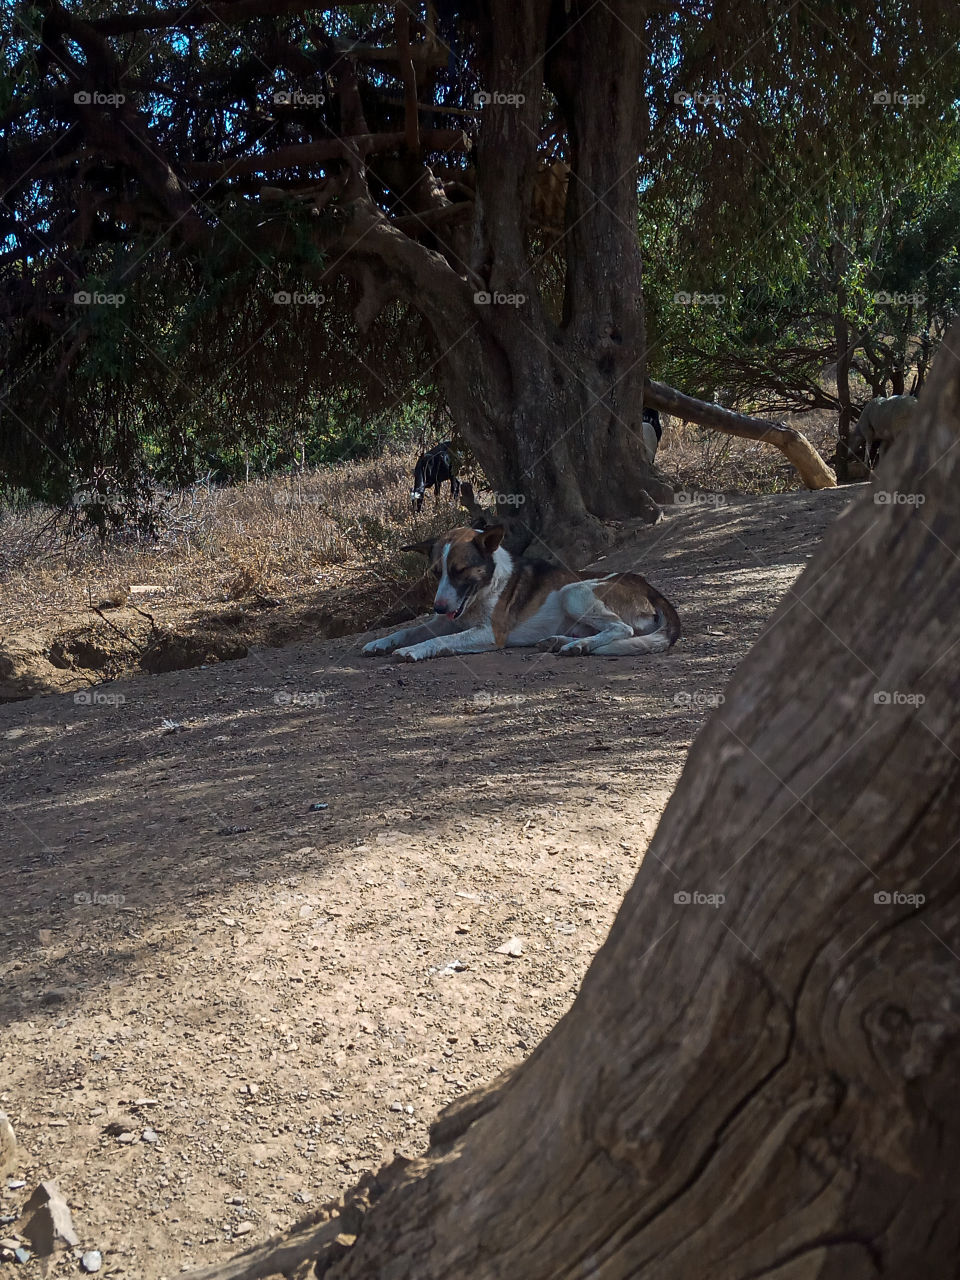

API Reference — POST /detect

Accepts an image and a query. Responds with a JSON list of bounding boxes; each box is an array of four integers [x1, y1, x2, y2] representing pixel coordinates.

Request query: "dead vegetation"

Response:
[[0, 422, 838, 701]]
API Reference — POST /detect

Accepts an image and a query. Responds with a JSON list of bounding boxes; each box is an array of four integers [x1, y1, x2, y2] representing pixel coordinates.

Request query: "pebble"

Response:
[[495, 937, 524, 957], [142, 1129, 158, 1144], [309, 803, 328, 811], [81, 1250, 103, 1272], [233, 1222, 253, 1237], [389, 1102, 403, 1113]]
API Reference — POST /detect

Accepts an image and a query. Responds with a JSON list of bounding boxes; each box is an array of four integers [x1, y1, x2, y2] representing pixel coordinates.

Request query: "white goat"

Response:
[[852, 395, 920, 468]]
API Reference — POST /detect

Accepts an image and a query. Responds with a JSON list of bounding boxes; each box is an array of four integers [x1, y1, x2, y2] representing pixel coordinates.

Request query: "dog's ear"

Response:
[[477, 525, 505, 554], [400, 538, 436, 557]]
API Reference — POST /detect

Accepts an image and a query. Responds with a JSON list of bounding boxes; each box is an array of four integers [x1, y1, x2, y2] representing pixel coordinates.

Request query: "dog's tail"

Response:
[[597, 583, 680, 655], [593, 632, 673, 655], [649, 586, 682, 647]]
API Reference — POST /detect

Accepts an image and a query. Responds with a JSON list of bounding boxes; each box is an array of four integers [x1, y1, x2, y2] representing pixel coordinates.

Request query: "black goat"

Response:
[[411, 440, 461, 513]]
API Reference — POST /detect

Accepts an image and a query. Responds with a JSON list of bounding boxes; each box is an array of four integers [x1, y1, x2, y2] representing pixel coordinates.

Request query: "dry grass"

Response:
[[658, 408, 838, 496], [0, 449, 460, 636], [0, 415, 838, 643]]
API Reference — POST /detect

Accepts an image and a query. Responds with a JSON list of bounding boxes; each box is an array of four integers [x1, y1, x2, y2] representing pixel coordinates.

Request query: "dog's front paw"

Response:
[[393, 646, 422, 663], [362, 636, 395, 656], [559, 638, 591, 656], [536, 635, 569, 652]]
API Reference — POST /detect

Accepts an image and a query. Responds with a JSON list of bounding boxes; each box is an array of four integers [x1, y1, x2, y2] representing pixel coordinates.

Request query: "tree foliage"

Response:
[[3, 1, 960, 521]]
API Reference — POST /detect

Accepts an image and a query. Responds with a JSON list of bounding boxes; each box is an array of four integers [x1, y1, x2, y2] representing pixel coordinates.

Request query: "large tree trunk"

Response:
[[332, 0, 669, 564], [197, 330, 960, 1280]]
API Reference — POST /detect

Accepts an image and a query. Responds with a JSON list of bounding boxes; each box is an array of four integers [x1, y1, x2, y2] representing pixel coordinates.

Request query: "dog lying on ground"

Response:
[[362, 525, 680, 661], [411, 440, 461, 512]]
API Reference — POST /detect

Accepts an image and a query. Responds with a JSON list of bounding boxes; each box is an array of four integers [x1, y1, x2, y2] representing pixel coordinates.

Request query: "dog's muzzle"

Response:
[[435, 598, 467, 621]]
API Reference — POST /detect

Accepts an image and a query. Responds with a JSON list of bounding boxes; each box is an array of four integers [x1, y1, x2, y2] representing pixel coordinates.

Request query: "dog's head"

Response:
[[402, 525, 505, 620]]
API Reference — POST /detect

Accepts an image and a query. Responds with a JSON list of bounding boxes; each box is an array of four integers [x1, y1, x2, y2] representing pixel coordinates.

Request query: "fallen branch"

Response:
[[645, 379, 837, 490]]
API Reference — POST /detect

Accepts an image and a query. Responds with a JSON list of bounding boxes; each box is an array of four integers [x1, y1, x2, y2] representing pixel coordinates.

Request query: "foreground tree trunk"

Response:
[[198, 327, 960, 1280]]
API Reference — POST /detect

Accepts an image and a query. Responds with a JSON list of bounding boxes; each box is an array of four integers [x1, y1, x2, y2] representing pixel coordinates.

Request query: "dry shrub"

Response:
[[0, 416, 838, 639], [657, 409, 837, 495], [0, 449, 464, 635]]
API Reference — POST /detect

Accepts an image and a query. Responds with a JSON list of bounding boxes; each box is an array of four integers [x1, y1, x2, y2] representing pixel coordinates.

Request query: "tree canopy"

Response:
[[3, 1, 960, 531]]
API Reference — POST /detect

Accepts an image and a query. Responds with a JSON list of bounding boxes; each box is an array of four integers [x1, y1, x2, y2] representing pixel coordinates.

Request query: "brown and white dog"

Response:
[[362, 526, 680, 662]]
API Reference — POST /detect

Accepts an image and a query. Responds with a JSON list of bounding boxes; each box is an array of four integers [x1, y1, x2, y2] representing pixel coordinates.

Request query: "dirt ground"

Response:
[[0, 485, 857, 1278]]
